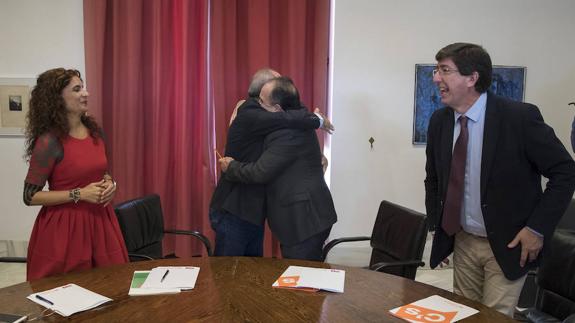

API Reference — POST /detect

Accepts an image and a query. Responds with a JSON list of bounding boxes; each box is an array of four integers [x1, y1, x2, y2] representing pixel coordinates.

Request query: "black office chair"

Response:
[[521, 229, 575, 323], [558, 199, 575, 231], [517, 199, 575, 312], [322, 200, 428, 280], [114, 194, 212, 261]]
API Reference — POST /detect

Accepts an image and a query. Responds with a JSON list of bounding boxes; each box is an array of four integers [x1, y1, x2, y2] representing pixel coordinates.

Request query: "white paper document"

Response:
[[140, 266, 200, 290], [27, 283, 112, 317], [272, 265, 345, 293], [389, 295, 479, 323], [128, 271, 181, 296]]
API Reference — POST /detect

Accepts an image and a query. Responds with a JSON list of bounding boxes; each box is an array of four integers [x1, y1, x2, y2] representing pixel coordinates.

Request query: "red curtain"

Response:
[[83, 0, 212, 257], [209, 0, 331, 256]]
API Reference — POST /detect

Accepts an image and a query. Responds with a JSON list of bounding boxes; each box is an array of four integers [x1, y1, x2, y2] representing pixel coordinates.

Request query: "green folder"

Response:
[[128, 271, 181, 296]]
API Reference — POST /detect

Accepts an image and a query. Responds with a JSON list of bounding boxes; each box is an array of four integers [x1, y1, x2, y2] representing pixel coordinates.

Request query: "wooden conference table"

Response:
[[0, 257, 514, 322]]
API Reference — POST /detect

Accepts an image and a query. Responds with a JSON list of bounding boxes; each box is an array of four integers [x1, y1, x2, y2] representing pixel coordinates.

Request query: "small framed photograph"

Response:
[[0, 78, 35, 136], [412, 65, 526, 145], [9, 95, 23, 111]]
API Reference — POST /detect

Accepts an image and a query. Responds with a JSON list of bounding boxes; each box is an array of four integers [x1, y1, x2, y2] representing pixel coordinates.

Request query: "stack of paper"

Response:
[[129, 266, 200, 296], [128, 271, 181, 296], [389, 295, 479, 323], [27, 284, 112, 317], [272, 266, 345, 293]]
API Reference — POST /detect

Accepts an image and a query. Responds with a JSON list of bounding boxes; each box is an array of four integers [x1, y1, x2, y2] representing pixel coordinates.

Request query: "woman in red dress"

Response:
[[23, 68, 128, 280]]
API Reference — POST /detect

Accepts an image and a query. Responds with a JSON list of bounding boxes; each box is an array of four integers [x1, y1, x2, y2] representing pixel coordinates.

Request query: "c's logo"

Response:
[[393, 304, 457, 323], [277, 276, 300, 287]]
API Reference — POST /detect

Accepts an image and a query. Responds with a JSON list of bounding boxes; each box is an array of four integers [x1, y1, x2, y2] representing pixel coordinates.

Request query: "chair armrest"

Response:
[[370, 259, 425, 272], [524, 308, 562, 323], [128, 253, 155, 261], [0, 257, 27, 263], [321, 236, 371, 261], [564, 313, 575, 323], [164, 229, 213, 256]]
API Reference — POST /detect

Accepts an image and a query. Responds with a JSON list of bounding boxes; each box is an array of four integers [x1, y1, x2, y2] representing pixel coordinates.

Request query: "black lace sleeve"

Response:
[[23, 133, 63, 205], [23, 182, 44, 206]]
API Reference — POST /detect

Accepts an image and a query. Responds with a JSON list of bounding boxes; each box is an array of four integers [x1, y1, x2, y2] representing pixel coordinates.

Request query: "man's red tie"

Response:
[[442, 116, 468, 236]]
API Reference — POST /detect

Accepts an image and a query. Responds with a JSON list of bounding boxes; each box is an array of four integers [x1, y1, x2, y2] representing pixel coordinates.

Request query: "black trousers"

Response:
[[280, 227, 332, 261]]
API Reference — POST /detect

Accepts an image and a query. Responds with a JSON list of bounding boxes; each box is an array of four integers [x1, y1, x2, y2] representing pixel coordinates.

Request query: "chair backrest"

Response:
[[558, 199, 575, 231], [535, 229, 575, 320], [114, 194, 165, 260], [369, 200, 428, 279]]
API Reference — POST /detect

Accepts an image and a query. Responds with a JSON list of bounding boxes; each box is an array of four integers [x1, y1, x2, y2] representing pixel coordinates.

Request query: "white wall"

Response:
[[0, 0, 85, 241], [329, 0, 575, 239]]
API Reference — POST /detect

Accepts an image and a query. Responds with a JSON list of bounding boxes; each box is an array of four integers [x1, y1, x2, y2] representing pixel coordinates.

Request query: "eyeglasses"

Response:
[[432, 66, 459, 76]]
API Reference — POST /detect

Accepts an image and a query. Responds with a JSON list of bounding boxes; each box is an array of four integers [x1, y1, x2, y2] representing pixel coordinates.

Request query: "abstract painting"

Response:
[[412, 65, 525, 145]]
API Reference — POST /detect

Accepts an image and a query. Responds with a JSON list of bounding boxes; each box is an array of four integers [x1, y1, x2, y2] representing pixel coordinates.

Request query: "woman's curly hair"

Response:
[[25, 68, 101, 160]]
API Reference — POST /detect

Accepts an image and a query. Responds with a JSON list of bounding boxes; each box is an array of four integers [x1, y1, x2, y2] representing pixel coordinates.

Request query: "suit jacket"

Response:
[[425, 92, 575, 280], [210, 98, 320, 225], [225, 127, 337, 246]]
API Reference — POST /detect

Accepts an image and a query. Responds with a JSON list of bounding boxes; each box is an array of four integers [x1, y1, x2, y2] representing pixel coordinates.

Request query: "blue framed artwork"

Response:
[[412, 64, 526, 145]]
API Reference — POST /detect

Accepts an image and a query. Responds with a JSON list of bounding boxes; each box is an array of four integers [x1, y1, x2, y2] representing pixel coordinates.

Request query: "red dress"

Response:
[[25, 133, 128, 280]]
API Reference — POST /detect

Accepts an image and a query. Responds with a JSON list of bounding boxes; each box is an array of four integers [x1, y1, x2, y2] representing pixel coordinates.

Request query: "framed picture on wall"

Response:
[[412, 64, 526, 145], [0, 78, 35, 136]]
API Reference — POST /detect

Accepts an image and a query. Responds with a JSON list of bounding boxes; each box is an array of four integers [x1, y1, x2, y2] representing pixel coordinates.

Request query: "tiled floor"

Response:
[[0, 233, 453, 291], [0, 262, 26, 288]]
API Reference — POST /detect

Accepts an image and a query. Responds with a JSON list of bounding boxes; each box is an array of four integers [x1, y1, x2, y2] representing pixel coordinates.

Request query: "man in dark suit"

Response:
[[210, 69, 332, 257], [425, 43, 575, 316], [220, 77, 337, 261]]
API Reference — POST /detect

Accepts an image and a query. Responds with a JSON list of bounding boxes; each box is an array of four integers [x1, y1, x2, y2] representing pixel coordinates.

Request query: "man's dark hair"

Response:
[[268, 77, 301, 110], [436, 43, 492, 93], [248, 68, 279, 98]]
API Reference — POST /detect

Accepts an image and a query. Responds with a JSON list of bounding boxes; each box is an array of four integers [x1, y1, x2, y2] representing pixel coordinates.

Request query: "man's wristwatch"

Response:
[[69, 188, 81, 204]]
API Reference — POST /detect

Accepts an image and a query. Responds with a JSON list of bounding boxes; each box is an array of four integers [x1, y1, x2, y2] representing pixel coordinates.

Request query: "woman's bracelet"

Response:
[[69, 188, 81, 203]]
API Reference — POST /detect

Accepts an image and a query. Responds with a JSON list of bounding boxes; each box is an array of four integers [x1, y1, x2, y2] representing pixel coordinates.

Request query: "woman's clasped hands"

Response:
[[80, 178, 117, 206]]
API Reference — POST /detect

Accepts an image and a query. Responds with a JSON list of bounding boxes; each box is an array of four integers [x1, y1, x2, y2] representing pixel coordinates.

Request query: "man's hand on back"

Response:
[[219, 157, 234, 172], [314, 108, 334, 134]]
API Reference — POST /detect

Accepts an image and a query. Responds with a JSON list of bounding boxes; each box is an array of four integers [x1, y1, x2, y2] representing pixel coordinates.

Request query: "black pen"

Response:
[[35, 294, 54, 306], [160, 269, 170, 283]]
